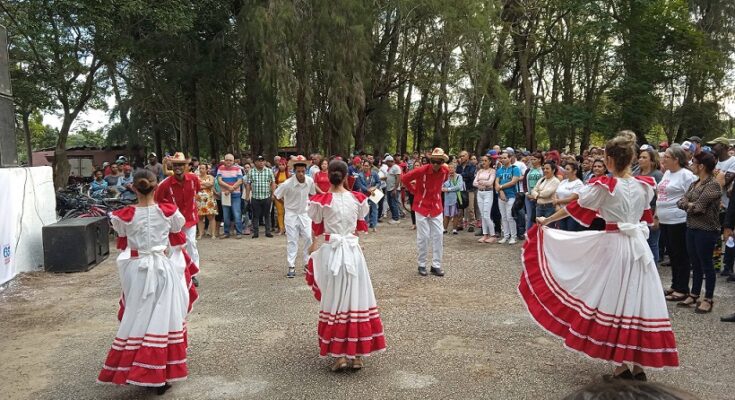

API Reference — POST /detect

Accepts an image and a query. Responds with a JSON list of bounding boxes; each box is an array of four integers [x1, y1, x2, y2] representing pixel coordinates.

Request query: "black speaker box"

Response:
[[43, 217, 110, 272]]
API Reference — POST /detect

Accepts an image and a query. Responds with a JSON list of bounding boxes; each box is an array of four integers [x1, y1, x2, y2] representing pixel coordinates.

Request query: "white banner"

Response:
[[0, 167, 57, 286]]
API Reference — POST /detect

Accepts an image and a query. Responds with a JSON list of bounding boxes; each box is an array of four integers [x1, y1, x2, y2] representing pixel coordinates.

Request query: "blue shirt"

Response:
[[497, 165, 521, 199]]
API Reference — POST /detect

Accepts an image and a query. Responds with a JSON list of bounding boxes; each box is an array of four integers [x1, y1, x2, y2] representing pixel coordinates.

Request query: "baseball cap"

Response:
[[707, 136, 730, 146], [384, 155, 394, 162], [102, 161, 110, 167], [681, 141, 695, 153], [504, 147, 515, 156], [148, 152, 157, 158], [255, 155, 265, 161], [486, 150, 499, 158], [687, 136, 702, 143]]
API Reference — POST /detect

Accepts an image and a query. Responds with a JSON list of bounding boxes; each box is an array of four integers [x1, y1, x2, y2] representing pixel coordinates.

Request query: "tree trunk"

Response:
[[401, 82, 412, 155], [53, 117, 73, 189], [22, 111, 33, 167]]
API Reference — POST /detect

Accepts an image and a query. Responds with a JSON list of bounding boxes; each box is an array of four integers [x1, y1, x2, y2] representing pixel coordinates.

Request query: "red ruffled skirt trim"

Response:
[[518, 225, 679, 369], [317, 308, 386, 358], [97, 331, 188, 387]]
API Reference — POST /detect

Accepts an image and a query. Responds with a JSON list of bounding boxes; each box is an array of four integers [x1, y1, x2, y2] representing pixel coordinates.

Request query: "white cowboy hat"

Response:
[[288, 155, 309, 170]]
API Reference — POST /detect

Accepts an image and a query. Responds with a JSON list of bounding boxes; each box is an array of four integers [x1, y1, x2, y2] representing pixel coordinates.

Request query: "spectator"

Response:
[[384, 155, 402, 225], [217, 154, 244, 239], [196, 163, 217, 239], [145, 152, 164, 181], [274, 159, 290, 235], [529, 160, 560, 224], [313, 159, 330, 194], [442, 163, 465, 234], [581, 157, 594, 182], [495, 151, 522, 244], [634, 145, 664, 265], [354, 160, 381, 231], [709, 136, 735, 279], [90, 169, 108, 199], [591, 158, 608, 179], [116, 165, 135, 201], [249, 155, 276, 239], [474, 154, 496, 243], [456, 151, 477, 232], [524, 152, 543, 231], [658, 145, 697, 302], [676, 151, 721, 313], [554, 161, 585, 231]]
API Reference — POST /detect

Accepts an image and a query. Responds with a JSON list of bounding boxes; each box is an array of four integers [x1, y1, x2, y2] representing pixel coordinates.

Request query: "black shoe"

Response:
[[602, 369, 634, 381], [727, 275, 735, 282], [192, 276, 199, 287], [721, 313, 735, 322], [418, 267, 428, 276], [467, 226, 474, 233], [266, 233, 274, 238], [430, 267, 445, 277], [287, 268, 295, 278], [252, 234, 259, 239], [155, 383, 172, 395], [634, 372, 647, 381]]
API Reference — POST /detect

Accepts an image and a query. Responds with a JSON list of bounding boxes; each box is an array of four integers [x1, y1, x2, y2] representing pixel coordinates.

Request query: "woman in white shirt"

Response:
[[473, 155, 496, 243], [554, 162, 586, 231], [657, 144, 697, 301]]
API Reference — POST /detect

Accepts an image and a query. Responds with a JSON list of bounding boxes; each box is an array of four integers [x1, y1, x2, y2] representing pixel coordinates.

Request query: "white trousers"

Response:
[[285, 213, 312, 269], [498, 197, 517, 239], [184, 225, 200, 268], [477, 190, 495, 235], [416, 212, 444, 269]]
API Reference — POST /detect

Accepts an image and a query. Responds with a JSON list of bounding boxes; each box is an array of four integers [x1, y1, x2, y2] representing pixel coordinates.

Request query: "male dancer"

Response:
[[401, 148, 450, 276], [273, 155, 316, 278], [155, 152, 202, 286]]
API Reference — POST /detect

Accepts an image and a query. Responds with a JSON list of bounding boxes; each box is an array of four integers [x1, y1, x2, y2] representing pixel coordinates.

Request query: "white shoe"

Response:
[[389, 220, 400, 225], [508, 237, 517, 245], [497, 237, 508, 244]]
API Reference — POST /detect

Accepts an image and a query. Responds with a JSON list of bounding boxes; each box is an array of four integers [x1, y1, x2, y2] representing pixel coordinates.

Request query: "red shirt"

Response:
[[314, 171, 330, 193], [155, 173, 201, 228], [401, 164, 449, 217]]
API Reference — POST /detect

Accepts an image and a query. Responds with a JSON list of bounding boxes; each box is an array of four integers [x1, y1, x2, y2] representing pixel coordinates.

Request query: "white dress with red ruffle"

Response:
[[98, 204, 199, 387], [519, 176, 679, 369], [305, 191, 386, 358]]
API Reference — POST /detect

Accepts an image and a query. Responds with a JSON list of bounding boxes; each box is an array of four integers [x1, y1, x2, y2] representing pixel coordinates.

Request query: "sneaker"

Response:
[[430, 267, 445, 277], [418, 266, 428, 276], [452, 229, 458, 235], [244, 228, 251, 235], [266, 233, 274, 238], [509, 237, 517, 245], [236, 234, 242, 240], [287, 268, 295, 278], [389, 220, 400, 225], [221, 234, 230, 239], [192, 276, 200, 287], [467, 226, 474, 233], [497, 237, 508, 244]]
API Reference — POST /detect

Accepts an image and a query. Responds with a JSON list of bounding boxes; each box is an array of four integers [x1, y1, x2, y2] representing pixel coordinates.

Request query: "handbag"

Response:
[[458, 190, 469, 209]]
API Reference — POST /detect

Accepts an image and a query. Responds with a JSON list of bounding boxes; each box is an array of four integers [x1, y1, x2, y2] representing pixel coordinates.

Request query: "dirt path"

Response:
[[1, 224, 733, 399]]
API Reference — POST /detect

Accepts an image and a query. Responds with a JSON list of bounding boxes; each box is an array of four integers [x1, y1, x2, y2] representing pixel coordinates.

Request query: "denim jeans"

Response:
[[535, 203, 555, 218], [241, 199, 251, 230], [686, 228, 718, 299], [525, 196, 537, 231], [647, 226, 661, 265], [367, 199, 378, 228], [387, 189, 400, 221], [515, 204, 526, 237], [222, 193, 243, 235], [558, 216, 581, 232]]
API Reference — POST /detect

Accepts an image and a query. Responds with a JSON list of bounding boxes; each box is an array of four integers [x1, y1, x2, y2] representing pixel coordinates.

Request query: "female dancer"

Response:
[[519, 131, 678, 381], [305, 160, 386, 371], [98, 170, 198, 395]]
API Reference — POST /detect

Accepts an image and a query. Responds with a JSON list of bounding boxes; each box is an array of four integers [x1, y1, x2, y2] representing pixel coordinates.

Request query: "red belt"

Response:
[[605, 223, 619, 232], [129, 249, 168, 258]]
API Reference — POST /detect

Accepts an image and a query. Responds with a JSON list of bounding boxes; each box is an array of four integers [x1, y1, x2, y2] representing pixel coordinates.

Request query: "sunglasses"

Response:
[[431, 160, 444, 165]]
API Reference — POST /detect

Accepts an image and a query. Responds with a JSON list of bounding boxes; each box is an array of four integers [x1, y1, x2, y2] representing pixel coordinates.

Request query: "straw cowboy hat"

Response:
[[430, 147, 449, 162], [168, 152, 191, 164], [288, 155, 309, 170]]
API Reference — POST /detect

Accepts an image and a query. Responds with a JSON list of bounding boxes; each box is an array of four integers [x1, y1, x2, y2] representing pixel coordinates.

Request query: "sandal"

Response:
[[664, 288, 675, 296], [695, 298, 713, 314], [665, 292, 688, 302], [351, 357, 363, 370], [331, 357, 348, 372], [676, 295, 699, 307]]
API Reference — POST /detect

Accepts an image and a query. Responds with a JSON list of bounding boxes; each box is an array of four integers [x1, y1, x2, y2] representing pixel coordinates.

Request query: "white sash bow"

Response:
[[136, 245, 168, 299], [616, 222, 653, 266], [328, 234, 360, 276]]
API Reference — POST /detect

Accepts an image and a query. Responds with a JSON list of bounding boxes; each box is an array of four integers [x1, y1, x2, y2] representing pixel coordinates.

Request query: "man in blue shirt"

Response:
[[494, 151, 521, 244]]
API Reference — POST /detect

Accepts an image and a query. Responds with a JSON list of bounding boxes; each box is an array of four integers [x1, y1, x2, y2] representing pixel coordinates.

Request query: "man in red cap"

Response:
[[402, 148, 450, 276], [156, 152, 202, 285]]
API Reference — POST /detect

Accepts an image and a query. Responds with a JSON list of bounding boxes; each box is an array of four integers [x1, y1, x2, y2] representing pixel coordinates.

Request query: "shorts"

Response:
[[444, 203, 459, 217]]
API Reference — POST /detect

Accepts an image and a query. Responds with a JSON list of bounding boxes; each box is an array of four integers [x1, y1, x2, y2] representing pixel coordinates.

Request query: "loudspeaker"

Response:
[[43, 217, 110, 272]]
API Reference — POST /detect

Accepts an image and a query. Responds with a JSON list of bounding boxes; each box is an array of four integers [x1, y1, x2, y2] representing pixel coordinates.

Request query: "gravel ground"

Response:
[[1, 222, 734, 400]]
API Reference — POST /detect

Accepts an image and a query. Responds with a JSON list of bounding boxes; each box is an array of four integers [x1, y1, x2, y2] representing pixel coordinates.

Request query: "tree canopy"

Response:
[[2, 0, 734, 187]]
